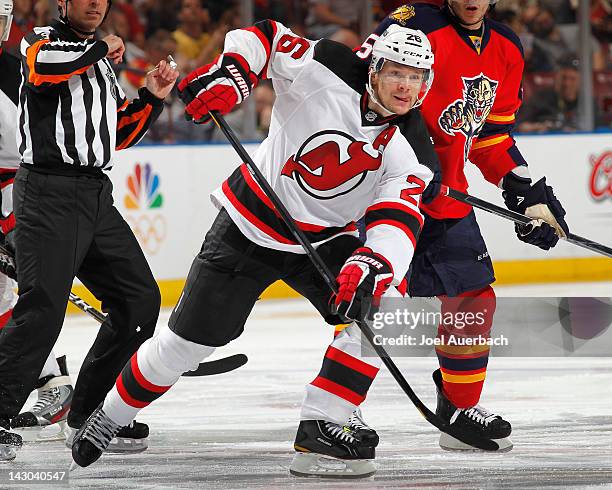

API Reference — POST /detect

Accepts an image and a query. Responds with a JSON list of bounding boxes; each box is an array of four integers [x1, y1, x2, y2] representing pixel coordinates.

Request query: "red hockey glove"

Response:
[[502, 173, 569, 250], [178, 53, 257, 124], [332, 247, 394, 322]]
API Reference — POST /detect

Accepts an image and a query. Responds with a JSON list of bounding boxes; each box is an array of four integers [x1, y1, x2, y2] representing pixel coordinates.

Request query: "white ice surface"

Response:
[[4, 282, 612, 489]]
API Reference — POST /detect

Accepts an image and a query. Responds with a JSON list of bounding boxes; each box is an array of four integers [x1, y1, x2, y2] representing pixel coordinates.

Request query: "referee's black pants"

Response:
[[0, 167, 161, 426]]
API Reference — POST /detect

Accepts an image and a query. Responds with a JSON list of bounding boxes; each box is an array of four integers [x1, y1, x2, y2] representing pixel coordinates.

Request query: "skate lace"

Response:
[[31, 388, 60, 413], [324, 422, 357, 443], [83, 409, 121, 452], [460, 405, 498, 426], [347, 408, 370, 431]]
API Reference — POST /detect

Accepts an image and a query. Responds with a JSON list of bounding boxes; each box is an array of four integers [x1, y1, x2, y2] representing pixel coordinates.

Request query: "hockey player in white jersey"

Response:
[[0, 0, 74, 460], [71, 20, 436, 477]]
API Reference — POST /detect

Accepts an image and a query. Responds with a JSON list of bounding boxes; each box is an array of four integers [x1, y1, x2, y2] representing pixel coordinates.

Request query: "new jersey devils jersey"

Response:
[[362, 4, 528, 219], [0, 49, 20, 170], [211, 20, 433, 283]]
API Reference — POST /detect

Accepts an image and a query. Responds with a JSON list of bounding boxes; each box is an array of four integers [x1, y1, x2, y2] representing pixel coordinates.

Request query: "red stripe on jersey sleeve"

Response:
[[366, 219, 417, 249], [222, 180, 297, 245], [367, 201, 424, 227]]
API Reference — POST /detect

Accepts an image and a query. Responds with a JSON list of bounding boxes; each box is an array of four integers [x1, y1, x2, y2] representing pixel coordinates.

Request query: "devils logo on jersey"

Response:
[[438, 73, 498, 163], [281, 129, 394, 200]]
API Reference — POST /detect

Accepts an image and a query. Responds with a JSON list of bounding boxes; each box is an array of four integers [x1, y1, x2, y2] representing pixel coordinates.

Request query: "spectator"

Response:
[[254, 0, 290, 25], [172, 0, 227, 75], [305, 0, 361, 48], [540, 0, 575, 24], [530, 6, 605, 71], [518, 54, 601, 132], [140, 0, 180, 38], [114, 0, 146, 49], [2, 0, 34, 54], [101, 7, 145, 65], [254, 81, 275, 137], [590, 0, 611, 46]]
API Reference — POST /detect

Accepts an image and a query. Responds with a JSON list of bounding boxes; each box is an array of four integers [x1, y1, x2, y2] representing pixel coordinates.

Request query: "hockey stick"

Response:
[[210, 111, 498, 451], [0, 244, 245, 376], [441, 186, 612, 259]]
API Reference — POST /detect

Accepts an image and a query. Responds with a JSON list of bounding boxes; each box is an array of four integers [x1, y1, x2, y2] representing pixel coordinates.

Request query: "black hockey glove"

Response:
[[502, 172, 569, 250], [331, 247, 394, 322]]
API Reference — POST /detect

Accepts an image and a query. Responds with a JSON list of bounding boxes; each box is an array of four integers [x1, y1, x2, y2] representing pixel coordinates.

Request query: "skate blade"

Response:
[[289, 452, 376, 479], [0, 444, 20, 462], [106, 436, 148, 454], [439, 432, 513, 452], [14, 421, 70, 442]]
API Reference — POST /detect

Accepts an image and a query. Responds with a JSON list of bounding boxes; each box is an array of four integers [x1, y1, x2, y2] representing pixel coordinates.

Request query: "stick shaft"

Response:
[[443, 186, 612, 259], [210, 112, 498, 450]]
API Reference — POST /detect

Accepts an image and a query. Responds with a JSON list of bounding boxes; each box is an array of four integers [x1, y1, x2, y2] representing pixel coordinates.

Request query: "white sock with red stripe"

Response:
[[300, 323, 381, 425], [39, 349, 62, 378], [103, 326, 215, 426], [0, 272, 16, 329]]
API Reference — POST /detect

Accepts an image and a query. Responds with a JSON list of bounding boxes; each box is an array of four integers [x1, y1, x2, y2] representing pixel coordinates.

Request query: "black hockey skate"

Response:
[[433, 369, 513, 451], [66, 416, 148, 453], [346, 408, 379, 447], [290, 420, 376, 478], [0, 416, 23, 462], [109, 420, 149, 453], [71, 404, 122, 469], [12, 356, 73, 442]]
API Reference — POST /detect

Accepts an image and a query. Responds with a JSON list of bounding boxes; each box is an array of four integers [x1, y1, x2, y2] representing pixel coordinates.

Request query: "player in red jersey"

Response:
[[355, 0, 570, 451]]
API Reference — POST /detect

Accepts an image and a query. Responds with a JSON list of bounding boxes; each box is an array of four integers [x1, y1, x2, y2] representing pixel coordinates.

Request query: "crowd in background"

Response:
[[3, 0, 611, 142]]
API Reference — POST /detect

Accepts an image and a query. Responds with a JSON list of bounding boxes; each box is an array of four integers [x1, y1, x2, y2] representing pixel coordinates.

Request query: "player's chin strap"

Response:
[[59, 0, 112, 37], [365, 70, 396, 118]]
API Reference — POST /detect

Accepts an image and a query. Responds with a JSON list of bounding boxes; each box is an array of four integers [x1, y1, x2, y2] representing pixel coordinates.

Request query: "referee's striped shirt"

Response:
[[18, 20, 163, 173]]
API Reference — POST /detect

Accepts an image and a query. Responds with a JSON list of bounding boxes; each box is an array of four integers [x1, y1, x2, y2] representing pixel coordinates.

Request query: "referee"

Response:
[[0, 0, 178, 457]]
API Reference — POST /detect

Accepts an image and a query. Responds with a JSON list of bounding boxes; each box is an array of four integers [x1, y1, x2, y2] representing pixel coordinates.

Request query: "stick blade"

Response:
[[182, 354, 248, 377]]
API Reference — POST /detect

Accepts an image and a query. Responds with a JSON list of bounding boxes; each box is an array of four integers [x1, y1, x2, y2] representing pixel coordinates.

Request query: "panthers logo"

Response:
[[390, 5, 416, 25], [438, 74, 499, 163]]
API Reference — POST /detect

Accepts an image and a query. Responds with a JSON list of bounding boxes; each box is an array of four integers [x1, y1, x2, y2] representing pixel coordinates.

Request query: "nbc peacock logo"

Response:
[[125, 163, 167, 255], [125, 162, 163, 209]]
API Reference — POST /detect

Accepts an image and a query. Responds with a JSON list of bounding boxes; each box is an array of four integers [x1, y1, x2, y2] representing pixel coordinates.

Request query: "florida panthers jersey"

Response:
[[363, 4, 528, 219], [211, 20, 434, 283], [0, 49, 20, 171]]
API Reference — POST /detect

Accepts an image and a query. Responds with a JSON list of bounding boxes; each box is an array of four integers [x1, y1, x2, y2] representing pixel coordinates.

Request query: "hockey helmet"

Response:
[[367, 24, 435, 111], [0, 0, 12, 43]]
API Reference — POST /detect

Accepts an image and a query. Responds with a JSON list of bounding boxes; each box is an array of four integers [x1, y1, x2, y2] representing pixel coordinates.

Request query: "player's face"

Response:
[[372, 61, 424, 115], [448, 0, 490, 28], [58, 0, 108, 33]]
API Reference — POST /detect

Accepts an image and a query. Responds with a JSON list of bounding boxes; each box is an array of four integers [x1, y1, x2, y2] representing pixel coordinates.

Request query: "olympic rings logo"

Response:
[[126, 214, 167, 255]]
